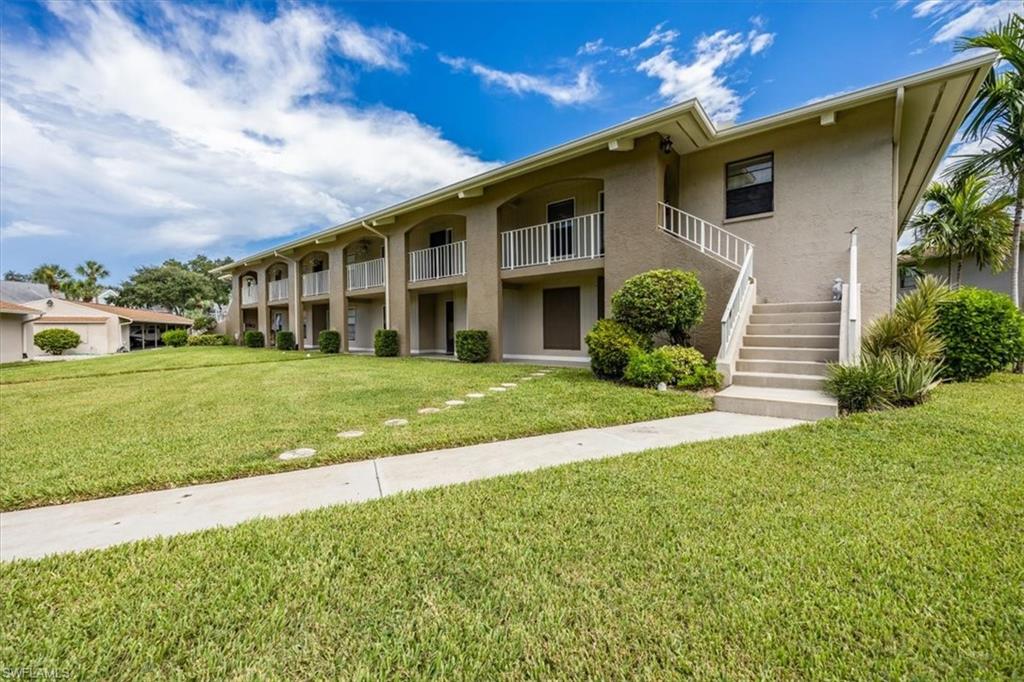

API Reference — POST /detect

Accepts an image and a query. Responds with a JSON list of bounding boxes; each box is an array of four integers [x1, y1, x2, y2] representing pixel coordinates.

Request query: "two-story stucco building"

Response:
[[215, 55, 995, 419]]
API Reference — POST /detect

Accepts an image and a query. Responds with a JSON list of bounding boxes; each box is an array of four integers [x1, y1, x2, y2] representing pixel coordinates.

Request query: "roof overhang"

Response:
[[215, 51, 997, 273]]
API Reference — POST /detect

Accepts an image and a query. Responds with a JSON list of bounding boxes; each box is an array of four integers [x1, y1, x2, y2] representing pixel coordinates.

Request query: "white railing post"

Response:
[[843, 228, 861, 365]]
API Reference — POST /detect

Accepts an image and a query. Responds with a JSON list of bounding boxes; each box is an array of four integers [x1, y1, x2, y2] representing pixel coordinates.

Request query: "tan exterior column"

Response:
[[329, 244, 347, 351], [386, 230, 410, 356], [288, 259, 303, 345], [464, 205, 503, 361], [256, 268, 270, 347], [225, 272, 241, 341]]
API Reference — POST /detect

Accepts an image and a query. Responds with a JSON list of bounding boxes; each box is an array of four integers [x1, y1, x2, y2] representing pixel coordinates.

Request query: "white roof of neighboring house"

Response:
[[0, 281, 57, 304], [215, 52, 997, 274], [26, 299, 193, 326]]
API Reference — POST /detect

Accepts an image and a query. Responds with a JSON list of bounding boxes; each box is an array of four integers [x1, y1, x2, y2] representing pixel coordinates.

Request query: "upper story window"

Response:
[[726, 153, 773, 219]]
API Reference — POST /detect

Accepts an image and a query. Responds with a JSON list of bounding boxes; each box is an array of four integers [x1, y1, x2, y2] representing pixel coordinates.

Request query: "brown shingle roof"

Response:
[[74, 302, 193, 325], [0, 300, 40, 314], [33, 316, 108, 324]]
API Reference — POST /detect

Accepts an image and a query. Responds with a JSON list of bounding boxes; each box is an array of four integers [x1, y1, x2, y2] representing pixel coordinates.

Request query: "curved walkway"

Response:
[[1, 412, 802, 561]]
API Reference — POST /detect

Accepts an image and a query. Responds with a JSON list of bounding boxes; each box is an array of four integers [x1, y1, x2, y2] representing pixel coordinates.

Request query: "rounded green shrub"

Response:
[[935, 287, 1024, 381], [161, 329, 188, 347], [374, 329, 399, 357], [455, 329, 489, 362], [186, 333, 227, 346], [318, 330, 341, 354], [654, 345, 721, 390], [33, 328, 81, 355], [623, 349, 675, 388], [584, 319, 650, 380], [611, 269, 706, 344], [243, 330, 265, 348], [275, 330, 296, 351], [824, 360, 892, 413]]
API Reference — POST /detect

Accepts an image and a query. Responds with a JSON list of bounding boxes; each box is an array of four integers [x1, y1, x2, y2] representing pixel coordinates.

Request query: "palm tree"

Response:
[[954, 14, 1024, 307], [910, 174, 1014, 286], [74, 260, 109, 302], [29, 264, 71, 294]]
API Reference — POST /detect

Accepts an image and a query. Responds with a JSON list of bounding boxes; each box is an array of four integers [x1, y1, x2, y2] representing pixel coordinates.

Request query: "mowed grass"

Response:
[[1, 375, 1021, 678], [0, 348, 709, 510]]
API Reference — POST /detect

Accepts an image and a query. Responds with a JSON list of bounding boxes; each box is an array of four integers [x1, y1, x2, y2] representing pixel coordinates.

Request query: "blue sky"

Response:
[[0, 0, 1016, 281]]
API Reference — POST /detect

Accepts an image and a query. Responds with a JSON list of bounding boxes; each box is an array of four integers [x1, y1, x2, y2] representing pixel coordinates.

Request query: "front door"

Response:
[[543, 287, 581, 350], [445, 301, 455, 354], [547, 199, 575, 259]]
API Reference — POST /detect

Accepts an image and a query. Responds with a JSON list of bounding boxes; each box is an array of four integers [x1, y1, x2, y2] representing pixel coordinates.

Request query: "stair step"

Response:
[[747, 322, 840, 336], [735, 359, 829, 376], [714, 385, 837, 421], [749, 311, 840, 324], [753, 301, 840, 314], [739, 346, 840, 362], [733, 371, 826, 390], [743, 335, 839, 349]]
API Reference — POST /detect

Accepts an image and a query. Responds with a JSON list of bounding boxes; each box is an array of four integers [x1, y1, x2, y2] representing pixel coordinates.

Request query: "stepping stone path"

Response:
[[384, 418, 409, 427], [466, 393, 485, 399], [520, 377, 532, 381], [445, 400, 465, 406], [337, 430, 364, 439], [278, 447, 316, 461], [501, 383, 517, 388], [530, 372, 545, 377], [418, 407, 441, 414], [488, 387, 507, 392]]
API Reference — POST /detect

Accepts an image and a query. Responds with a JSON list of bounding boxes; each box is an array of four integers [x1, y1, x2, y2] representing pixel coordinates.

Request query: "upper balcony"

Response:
[[302, 270, 329, 297], [409, 240, 466, 283], [347, 258, 385, 291], [268, 278, 289, 303], [240, 273, 258, 306], [501, 211, 604, 270]]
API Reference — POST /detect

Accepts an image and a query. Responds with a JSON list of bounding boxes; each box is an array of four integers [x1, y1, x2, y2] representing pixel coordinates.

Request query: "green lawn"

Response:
[[1, 375, 1020, 678], [0, 347, 709, 510]]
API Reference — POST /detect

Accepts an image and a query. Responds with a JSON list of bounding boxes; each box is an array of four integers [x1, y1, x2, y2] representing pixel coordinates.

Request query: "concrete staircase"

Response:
[[715, 301, 840, 420]]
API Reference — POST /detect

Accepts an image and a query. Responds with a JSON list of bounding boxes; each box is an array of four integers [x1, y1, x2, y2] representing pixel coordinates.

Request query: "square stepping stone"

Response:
[[278, 447, 316, 461]]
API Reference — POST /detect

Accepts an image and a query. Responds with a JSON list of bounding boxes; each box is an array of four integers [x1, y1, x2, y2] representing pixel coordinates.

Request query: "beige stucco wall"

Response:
[[908, 247, 1023, 304], [349, 298, 384, 351], [409, 288, 467, 353], [24, 299, 123, 356], [0, 314, 28, 363], [502, 272, 600, 362], [678, 99, 896, 324]]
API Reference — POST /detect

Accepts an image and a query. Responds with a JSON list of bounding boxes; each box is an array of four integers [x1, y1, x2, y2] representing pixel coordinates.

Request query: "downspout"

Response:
[[892, 85, 904, 310], [362, 222, 391, 329], [20, 313, 43, 359]]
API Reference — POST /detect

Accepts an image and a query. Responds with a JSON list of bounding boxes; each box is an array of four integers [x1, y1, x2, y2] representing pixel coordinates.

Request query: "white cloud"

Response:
[[577, 39, 607, 56], [619, 22, 680, 56], [0, 221, 69, 240], [439, 55, 599, 106], [636, 26, 776, 123], [0, 3, 493, 265], [898, 0, 1020, 43]]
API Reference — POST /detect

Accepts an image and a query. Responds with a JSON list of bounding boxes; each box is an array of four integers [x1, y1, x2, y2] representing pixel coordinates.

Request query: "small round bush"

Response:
[[33, 328, 81, 355], [186, 334, 227, 346], [275, 330, 296, 351], [824, 360, 892, 413], [612, 269, 706, 344], [935, 287, 1024, 381], [585, 319, 650, 380], [243, 330, 265, 348], [190, 314, 216, 334], [455, 329, 489, 362], [318, 330, 341, 354], [161, 329, 188, 347], [623, 349, 675, 388], [654, 345, 721, 390], [374, 329, 399, 357]]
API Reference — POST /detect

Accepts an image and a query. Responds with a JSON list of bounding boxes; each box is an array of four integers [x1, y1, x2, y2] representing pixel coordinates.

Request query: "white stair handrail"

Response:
[[719, 248, 755, 360], [840, 228, 861, 365], [657, 202, 752, 271]]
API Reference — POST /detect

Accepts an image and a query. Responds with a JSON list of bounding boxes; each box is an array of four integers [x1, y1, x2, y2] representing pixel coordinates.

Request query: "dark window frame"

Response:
[[725, 152, 774, 219]]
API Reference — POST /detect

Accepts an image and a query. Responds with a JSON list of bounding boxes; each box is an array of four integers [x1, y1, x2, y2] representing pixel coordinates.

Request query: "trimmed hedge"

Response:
[[654, 345, 721, 390], [374, 329, 399, 357], [243, 330, 265, 348], [611, 269, 706, 345], [318, 330, 342, 354], [623, 348, 675, 388], [935, 287, 1024, 381], [33, 328, 81, 355], [161, 329, 188, 347], [455, 330, 489, 362], [275, 330, 296, 351], [824, 360, 892, 413], [584, 319, 650, 380], [186, 334, 229, 346]]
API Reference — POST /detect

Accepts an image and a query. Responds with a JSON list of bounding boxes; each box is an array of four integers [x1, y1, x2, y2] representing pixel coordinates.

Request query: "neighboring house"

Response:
[[0, 281, 58, 304], [24, 299, 192, 356], [214, 55, 995, 419], [0, 300, 41, 364], [96, 288, 120, 305], [899, 245, 1023, 305]]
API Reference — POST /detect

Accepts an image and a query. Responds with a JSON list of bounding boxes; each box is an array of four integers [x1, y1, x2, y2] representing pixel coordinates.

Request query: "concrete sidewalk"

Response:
[[0, 412, 802, 561]]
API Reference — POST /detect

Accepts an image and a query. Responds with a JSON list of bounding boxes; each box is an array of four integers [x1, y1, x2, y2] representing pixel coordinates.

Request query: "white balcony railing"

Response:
[[241, 284, 258, 305], [302, 270, 330, 297], [268, 278, 289, 303], [409, 240, 466, 283], [347, 258, 386, 291], [500, 211, 604, 270], [658, 203, 751, 271]]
